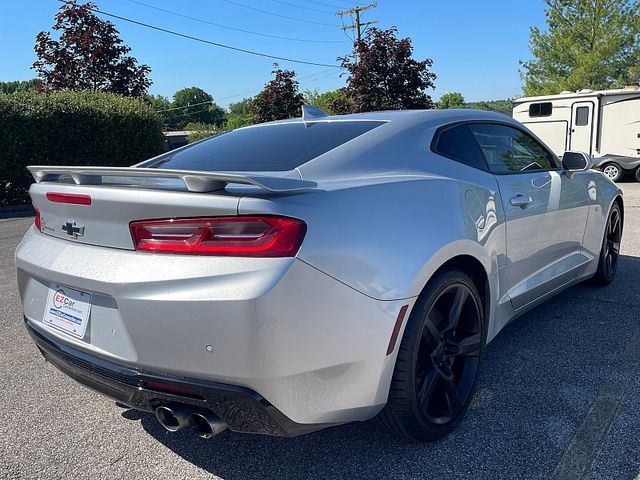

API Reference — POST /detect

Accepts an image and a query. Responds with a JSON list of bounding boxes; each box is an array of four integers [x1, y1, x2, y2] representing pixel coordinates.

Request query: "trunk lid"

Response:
[[28, 166, 316, 250], [31, 183, 240, 250]]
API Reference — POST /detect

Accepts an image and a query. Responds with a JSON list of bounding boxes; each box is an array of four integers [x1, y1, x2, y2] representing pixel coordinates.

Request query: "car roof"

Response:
[[247, 108, 514, 129]]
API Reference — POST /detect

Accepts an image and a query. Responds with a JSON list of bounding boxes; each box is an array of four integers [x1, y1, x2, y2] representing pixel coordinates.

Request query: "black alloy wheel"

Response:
[[378, 269, 484, 441], [415, 283, 482, 425], [592, 202, 622, 285]]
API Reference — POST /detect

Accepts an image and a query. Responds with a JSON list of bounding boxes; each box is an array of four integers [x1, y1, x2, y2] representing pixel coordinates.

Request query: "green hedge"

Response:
[[0, 91, 165, 206]]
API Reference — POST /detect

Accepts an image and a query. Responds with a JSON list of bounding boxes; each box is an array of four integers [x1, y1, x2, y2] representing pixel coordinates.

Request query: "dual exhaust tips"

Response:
[[155, 403, 228, 439]]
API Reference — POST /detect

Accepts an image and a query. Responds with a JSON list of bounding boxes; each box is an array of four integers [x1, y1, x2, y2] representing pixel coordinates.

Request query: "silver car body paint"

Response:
[[15, 109, 622, 427]]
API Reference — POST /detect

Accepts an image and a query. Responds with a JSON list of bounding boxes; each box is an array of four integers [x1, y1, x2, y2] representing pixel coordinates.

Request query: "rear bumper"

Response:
[[27, 319, 331, 436], [16, 227, 408, 425]]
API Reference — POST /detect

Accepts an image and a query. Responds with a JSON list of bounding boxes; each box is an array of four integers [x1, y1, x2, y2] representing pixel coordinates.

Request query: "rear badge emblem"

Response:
[[62, 220, 85, 238]]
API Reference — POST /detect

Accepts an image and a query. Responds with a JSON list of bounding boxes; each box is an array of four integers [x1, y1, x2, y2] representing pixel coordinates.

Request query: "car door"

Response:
[[570, 102, 594, 154], [468, 123, 590, 310]]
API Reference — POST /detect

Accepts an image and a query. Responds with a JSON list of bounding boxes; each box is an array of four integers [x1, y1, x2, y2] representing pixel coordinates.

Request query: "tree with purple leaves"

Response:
[[331, 27, 437, 114], [33, 1, 151, 96]]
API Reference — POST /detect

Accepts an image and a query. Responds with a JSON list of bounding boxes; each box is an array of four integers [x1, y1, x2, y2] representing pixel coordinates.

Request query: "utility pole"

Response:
[[337, 3, 378, 42]]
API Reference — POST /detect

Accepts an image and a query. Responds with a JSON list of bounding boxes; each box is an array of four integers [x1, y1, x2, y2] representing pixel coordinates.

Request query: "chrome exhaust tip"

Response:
[[155, 404, 191, 432], [188, 411, 228, 439]]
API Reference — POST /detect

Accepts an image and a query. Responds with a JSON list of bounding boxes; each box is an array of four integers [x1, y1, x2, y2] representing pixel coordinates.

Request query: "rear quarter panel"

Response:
[[238, 167, 505, 302]]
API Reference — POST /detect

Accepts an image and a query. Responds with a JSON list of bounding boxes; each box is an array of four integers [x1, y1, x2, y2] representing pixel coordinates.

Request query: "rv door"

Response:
[[569, 102, 594, 154]]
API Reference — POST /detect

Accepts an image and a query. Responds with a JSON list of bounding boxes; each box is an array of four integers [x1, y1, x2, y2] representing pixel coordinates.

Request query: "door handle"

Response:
[[510, 194, 532, 207]]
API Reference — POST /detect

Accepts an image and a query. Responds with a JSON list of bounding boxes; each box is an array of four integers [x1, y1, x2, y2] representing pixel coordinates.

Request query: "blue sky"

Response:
[[1, 0, 547, 107]]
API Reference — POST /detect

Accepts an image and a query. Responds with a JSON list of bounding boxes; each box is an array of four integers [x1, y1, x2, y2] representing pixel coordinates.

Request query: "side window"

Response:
[[432, 124, 488, 171], [529, 102, 552, 117], [575, 106, 589, 126], [468, 123, 558, 174]]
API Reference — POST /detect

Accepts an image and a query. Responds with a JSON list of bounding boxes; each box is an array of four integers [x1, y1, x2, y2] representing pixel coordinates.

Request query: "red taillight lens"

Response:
[[46, 192, 92, 205], [130, 216, 307, 257], [34, 205, 41, 231]]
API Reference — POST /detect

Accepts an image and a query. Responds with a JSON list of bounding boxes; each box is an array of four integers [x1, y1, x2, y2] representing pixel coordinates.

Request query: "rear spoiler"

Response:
[[27, 166, 317, 193]]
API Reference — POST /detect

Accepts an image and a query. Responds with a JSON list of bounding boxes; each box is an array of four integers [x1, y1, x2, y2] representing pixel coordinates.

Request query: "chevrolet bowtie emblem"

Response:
[[62, 220, 85, 238]]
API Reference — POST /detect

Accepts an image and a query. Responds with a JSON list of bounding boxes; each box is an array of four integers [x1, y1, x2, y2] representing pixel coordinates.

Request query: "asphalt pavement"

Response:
[[1, 184, 640, 480]]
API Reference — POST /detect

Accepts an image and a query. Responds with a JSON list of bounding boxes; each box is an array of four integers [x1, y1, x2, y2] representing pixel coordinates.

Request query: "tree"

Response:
[[437, 92, 465, 109], [33, 1, 151, 96], [170, 87, 226, 129], [228, 98, 254, 117], [0, 79, 37, 94], [185, 122, 218, 143], [145, 94, 173, 127], [521, 0, 640, 96], [226, 97, 256, 130], [303, 88, 352, 115], [252, 65, 304, 123], [466, 99, 513, 113], [337, 27, 436, 113]]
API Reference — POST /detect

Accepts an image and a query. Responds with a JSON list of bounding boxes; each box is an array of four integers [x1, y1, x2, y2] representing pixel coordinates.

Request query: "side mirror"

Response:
[[562, 151, 594, 171]]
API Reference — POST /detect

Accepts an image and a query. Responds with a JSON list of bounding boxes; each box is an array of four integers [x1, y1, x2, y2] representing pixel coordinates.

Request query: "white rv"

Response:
[[513, 87, 640, 181]]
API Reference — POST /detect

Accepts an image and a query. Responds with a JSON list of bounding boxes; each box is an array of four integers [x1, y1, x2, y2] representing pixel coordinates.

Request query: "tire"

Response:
[[591, 202, 622, 286], [601, 163, 622, 182], [377, 269, 484, 442], [635, 167, 640, 183]]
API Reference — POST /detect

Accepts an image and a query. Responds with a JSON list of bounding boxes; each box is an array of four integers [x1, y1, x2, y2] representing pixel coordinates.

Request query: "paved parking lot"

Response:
[[1, 184, 640, 480]]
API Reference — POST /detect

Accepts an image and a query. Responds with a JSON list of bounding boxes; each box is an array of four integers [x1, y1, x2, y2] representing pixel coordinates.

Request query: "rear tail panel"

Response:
[[31, 183, 239, 250]]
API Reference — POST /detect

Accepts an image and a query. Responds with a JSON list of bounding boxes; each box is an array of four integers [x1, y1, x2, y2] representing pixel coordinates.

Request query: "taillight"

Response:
[[34, 205, 41, 231], [130, 216, 307, 257]]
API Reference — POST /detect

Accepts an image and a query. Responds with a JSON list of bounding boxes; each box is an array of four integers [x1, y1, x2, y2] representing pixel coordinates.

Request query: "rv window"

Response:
[[575, 106, 589, 126], [529, 102, 552, 117]]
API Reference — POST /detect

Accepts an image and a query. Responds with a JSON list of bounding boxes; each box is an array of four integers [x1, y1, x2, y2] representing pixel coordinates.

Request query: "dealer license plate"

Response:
[[43, 284, 92, 339]]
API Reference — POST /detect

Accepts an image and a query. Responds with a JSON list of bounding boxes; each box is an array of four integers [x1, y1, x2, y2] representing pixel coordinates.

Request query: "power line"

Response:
[[55, 0, 340, 68], [222, 0, 340, 27], [125, 0, 345, 44], [168, 105, 213, 120], [267, 0, 334, 14]]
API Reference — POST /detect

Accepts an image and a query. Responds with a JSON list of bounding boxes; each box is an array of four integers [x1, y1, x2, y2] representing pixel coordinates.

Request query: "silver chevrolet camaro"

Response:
[[16, 107, 623, 442]]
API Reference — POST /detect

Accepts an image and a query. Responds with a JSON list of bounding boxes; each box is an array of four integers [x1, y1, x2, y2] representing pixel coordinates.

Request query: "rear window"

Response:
[[432, 124, 488, 171], [146, 121, 384, 172]]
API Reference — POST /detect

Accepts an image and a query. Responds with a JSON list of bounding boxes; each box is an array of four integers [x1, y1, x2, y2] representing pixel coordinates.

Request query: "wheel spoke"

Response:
[[611, 213, 620, 237], [446, 333, 482, 358], [445, 287, 468, 333], [443, 376, 461, 416], [437, 362, 454, 381], [606, 252, 613, 275], [422, 316, 441, 344], [608, 240, 620, 254], [417, 368, 438, 405]]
